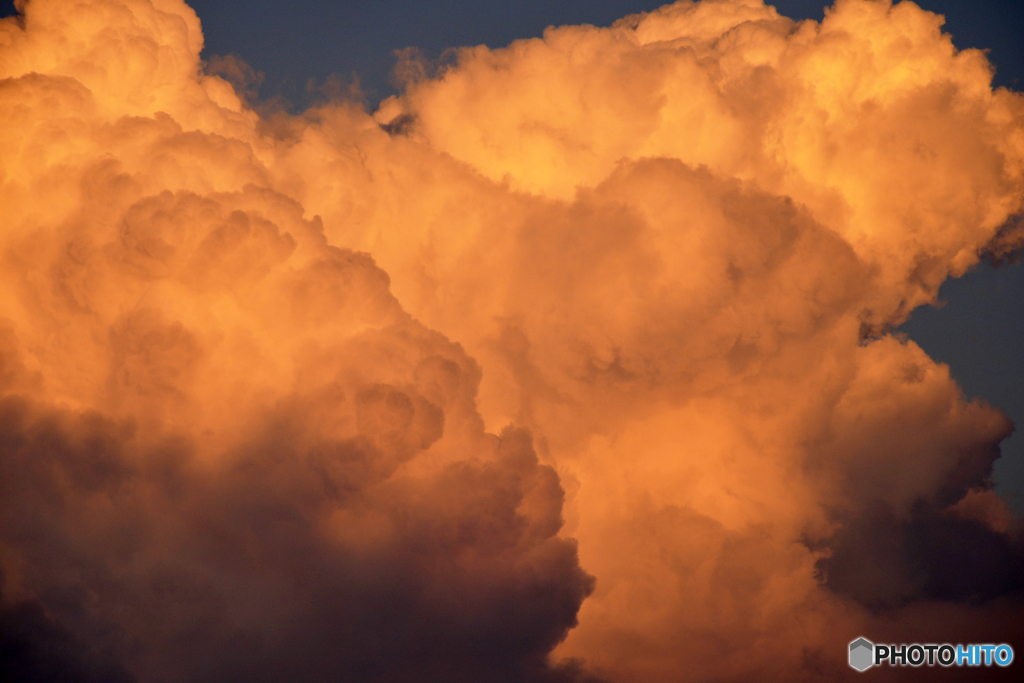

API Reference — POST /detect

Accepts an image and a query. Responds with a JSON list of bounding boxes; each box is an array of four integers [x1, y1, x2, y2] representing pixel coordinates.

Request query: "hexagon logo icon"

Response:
[[849, 637, 874, 671]]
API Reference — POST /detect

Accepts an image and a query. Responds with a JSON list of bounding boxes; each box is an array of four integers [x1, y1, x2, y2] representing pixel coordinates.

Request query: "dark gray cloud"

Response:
[[0, 387, 595, 683]]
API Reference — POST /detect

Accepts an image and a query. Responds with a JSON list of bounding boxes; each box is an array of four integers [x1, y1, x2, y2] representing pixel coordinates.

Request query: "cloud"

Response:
[[0, 587, 135, 683], [1, 1, 1023, 681], [0, 2, 593, 681]]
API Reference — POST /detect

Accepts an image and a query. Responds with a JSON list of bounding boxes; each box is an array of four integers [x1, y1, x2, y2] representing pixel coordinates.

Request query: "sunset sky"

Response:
[[1, 1, 1023, 682]]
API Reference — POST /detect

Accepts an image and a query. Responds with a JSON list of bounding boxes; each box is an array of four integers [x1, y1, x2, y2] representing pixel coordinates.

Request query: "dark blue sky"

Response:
[[186, 1, 1024, 103], [3, 0, 1023, 508]]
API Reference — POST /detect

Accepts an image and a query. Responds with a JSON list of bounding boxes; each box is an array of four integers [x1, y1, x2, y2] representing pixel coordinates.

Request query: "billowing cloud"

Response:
[[0, 3, 593, 682], [1, 0, 1023, 682]]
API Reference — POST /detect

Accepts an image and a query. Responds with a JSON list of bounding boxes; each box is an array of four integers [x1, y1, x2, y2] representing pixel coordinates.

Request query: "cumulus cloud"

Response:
[[0, 2, 593, 682], [1, 1, 1023, 682]]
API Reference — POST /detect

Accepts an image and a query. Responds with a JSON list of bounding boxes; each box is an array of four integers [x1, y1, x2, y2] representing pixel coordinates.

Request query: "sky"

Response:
[[154, 1, 1024, 103], [1, 1, 1023, 682]]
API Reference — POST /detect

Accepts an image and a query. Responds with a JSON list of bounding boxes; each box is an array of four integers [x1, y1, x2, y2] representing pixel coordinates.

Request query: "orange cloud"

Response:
[[1, 1, 1022, 681]]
